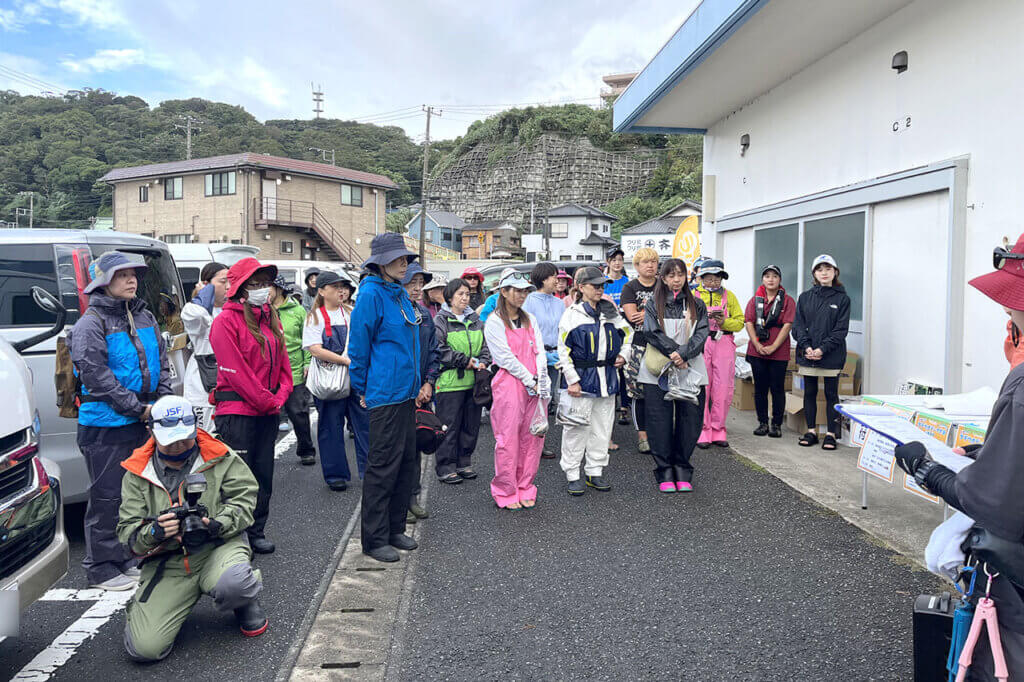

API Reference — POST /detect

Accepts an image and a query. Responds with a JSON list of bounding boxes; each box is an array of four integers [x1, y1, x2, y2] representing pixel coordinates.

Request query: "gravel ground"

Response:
[[389, 419, 942, 681]]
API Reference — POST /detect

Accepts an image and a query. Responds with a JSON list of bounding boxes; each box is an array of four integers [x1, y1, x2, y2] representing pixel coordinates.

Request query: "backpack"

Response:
[[415, 407, 447, 454], [54, 308, 101, 419]]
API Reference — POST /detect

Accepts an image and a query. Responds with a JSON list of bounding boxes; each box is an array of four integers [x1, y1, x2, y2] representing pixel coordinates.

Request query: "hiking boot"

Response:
[[298, 453, 316, 466], [90, 573, 136, 591], [753, 423, 769, 436], [541, 448, 557, 459], [235, 599, 268, 637], [768, 424, 782, 438], [409, 500, 429, 519], [567, 479, 586, 496], [585, 475, 611, 492], [389, 534, 418, 551], [327, 479, 348, 491], [364, 545, 400, 562], [250, 537, 275, 554]]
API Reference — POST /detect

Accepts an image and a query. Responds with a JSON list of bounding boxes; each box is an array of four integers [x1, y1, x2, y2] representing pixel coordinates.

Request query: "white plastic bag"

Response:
[[664, 366, 702, 404], [556, 390, 593, 426], [734, 355, 752, 380], [307, 358, 350, 401], [529, 398, 549, 436]]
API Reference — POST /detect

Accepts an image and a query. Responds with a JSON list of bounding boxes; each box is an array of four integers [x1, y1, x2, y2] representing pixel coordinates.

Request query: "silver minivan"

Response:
[[0, 231, 187, 504]]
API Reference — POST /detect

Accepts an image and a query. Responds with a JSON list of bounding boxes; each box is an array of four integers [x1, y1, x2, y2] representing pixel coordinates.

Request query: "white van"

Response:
[[168, 243, 260, 299], [0, 231, 188, 504], [258, 259, 359, 293]]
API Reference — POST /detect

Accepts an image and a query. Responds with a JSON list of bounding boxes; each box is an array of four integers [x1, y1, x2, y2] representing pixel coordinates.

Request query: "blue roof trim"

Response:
[[613, 0, 771, 134], [628, 125, 707, 135]]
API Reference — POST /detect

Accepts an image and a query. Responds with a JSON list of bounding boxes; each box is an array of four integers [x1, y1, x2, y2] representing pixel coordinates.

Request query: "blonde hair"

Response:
[[633, 247, 659, 266]]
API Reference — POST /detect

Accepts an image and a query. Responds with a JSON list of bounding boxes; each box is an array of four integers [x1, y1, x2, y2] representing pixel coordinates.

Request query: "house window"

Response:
[[466, 236, 480, 247], [139, 186, 149, 203], [550, 222, 568, 238], [441, 228, 452, 242], [205, 171, 236, 196], [602, 224, 609, 233], [281, 240, 294, 254], [591, 223, 599, 232], [559, 254, 572, 261], [163, 234, 191, 244], [341, 184, 363, 207], [164, 177, 183, 200], [424, 230, 432, 241], [230, 239, 241, 245]]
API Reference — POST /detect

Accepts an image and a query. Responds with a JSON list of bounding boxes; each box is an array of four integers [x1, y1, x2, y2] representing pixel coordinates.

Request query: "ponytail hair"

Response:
[[653, 258, 698, 326]]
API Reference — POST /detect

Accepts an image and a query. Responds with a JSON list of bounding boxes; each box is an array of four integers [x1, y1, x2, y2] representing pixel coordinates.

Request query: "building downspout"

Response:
[[373, 189, 379, 236], [242, 165, 250, 245]]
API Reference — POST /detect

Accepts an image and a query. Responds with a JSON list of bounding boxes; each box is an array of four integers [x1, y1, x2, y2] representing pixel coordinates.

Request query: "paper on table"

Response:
[[857, 430, 897, 483], [836, 404, 970, 473], [922, 387, 998, 416]]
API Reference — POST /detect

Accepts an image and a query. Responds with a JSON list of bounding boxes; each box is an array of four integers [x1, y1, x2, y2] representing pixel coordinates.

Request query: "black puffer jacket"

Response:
[[792, 285, 850, 370]]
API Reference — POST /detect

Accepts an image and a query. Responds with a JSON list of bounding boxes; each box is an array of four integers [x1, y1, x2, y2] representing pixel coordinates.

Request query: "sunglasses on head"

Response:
[[993, 245, 1024, 271], [154, 414, 197, 429], [503, 272, 530, 282]]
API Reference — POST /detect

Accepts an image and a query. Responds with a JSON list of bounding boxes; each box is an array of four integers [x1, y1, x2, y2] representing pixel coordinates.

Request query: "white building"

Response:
[[621, 200, 702, 262], [614, 0, 1024, 395], [522, 203, 618, 263]]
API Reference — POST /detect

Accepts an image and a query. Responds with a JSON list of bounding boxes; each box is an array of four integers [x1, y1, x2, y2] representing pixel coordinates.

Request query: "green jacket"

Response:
[[434, 306, 491, 393], [277, 297, 310, 385], [117, 430, 258, 562]]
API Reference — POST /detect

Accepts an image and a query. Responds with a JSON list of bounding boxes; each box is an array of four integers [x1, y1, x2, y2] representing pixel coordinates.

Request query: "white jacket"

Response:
[[181, 301, 220, 404]]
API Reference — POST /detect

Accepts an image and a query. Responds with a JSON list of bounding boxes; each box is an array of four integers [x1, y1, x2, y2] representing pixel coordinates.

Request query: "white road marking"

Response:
[[12, 588, 136, 681]]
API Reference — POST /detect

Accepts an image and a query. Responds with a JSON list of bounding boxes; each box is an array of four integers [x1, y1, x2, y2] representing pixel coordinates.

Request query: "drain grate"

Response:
[[340, 607, 375, 613], [355, 567, 386, 572], [322, 662, 361, 669]]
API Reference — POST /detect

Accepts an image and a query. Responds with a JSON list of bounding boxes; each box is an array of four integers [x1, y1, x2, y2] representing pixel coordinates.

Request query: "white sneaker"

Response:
[[278, 422, 292, 432], [123, 567, 141, 580], [91, 574, 137, 591]]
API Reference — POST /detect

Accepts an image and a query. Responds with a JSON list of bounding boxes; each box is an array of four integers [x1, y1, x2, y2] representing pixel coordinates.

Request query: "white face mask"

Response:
[[246, 287, 271, 307]]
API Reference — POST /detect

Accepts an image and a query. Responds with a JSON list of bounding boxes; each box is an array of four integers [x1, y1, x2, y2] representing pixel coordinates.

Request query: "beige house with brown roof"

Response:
[[99, 153, 399, 262]]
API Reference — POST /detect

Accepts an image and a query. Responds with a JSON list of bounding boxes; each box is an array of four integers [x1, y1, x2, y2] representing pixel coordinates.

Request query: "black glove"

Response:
[[149, 520, 167, 542], [894, 441, 929, 476], [205, 518, 224, 538]]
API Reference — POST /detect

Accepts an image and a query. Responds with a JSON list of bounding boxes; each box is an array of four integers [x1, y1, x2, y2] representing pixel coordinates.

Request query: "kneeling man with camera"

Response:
[[117, 395, 267, 662]]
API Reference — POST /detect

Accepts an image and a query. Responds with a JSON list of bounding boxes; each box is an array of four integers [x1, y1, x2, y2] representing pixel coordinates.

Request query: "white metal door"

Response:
[[262, 178, 277, 220], [867, 191, 949, 393]]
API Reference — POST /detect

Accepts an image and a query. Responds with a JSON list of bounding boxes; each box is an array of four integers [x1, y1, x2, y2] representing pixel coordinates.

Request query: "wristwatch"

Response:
[[914, 459, 939, 491]]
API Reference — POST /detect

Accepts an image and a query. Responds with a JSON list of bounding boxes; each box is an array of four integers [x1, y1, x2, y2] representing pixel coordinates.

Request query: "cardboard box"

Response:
[[791, 351, 862, 397], [732, 377, 755, 411], [783, 391, 856, 434]]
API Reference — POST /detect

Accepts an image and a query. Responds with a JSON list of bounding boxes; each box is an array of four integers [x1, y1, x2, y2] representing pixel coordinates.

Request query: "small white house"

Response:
[[621, 200, 702, 261], [614, 0, 1024, 395], [522, 203, 618, 262]]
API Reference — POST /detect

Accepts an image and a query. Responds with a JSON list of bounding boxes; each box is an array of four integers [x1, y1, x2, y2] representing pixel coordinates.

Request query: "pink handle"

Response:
[[956, 598, 1009, 682]]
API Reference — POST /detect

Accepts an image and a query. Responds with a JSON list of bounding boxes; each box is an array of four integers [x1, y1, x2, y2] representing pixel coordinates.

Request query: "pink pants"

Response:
[[490, 370, 545, 507], [699, 333, 735, 443]]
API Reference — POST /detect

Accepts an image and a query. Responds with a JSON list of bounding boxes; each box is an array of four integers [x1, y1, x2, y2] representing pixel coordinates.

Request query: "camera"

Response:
[[162, 473, 211, 551]]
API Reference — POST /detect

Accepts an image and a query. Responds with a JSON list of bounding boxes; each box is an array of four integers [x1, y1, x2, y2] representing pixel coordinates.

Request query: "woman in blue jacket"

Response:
[[69, 251, 172, 590], [347, 233, 422, 563]]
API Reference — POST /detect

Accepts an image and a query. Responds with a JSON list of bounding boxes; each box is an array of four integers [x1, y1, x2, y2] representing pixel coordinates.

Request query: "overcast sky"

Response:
[[0, 0, 699, 140]]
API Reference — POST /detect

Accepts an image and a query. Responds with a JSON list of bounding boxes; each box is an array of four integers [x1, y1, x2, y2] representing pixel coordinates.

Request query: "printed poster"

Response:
[[913, 413, 954, 443], [856, 431, 897, 483], [903, 473, 941, 504], [953, 423, 986, 449]]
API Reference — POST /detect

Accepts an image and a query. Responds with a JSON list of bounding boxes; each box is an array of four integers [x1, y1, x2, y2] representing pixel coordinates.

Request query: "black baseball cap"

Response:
[[577, 266, 613, 286], [315, 271, 345, 289], [606, 245, 625, 259], [761, 264, 782, 278]]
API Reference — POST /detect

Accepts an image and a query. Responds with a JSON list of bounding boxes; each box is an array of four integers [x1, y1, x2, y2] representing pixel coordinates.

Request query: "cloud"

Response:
[[40, 0, 127, 29], [61, 47, 146, 73]]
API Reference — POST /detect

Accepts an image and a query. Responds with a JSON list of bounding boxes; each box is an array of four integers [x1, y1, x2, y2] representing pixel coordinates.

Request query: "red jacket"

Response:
[[209, 301, 293, 417]]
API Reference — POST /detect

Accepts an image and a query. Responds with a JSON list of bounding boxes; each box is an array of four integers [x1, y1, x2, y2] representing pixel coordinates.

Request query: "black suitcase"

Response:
[[913, 592, 955, 681]]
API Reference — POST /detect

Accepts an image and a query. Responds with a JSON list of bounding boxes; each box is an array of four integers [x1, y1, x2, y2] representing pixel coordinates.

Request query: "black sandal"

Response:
[[798, 432, 819, 447], [439, 473, 463, 484], [821, 434, 837, 450]]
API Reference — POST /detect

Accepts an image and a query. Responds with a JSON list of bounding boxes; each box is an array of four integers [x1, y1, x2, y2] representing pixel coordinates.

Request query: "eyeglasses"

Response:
[[501, 272, 530, 284], [154, 414, 196, 428], [400, 301, 423, 326], [993, 245, 1024, 271]]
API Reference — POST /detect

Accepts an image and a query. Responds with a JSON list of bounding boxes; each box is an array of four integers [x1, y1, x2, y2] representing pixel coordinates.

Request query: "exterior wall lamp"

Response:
[[892, 50, 908, 74], [740, 133, 750, 156]]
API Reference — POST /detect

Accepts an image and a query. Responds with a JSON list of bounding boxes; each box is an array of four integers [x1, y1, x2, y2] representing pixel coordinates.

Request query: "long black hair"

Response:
[[652, 258, 698, 325]]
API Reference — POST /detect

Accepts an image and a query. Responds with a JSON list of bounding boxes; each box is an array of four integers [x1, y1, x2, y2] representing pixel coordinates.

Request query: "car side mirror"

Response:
[[31, 286, 63, 316]]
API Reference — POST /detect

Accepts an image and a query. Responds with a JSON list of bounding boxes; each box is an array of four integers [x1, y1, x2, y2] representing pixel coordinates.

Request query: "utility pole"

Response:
[[312, 83, 324, 119], [543, 205, 550, 259], [529, 195, 535, 234], [418, 105, 441, 263], [174, 115, 203, 160], [17, 191, 34, 228], [308, 147, 335, 165]]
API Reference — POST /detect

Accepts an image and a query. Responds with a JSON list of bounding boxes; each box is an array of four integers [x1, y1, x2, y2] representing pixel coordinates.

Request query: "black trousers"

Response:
[[631, 397, 646, 431], [362, 400, 417, 551], [643, 383, 705, 484], [803, 375, 840, 435], [748, 356, 787, 426], [434, 389, 482, 478], [216, 414, 279, 538], [283, 383, 315, 459]]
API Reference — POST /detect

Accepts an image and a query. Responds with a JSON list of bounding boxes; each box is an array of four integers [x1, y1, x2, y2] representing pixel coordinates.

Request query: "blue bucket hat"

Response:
[[698, 258, 729, 279], [84, 250, 148, 294], [361, 232, 418, 271], [401, 261, 433, 287]]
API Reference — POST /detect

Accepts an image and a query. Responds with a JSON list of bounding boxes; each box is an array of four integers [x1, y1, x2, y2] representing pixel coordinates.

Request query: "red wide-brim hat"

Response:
[[969, 233, 1024, 311], [226, 257, 278, 299]]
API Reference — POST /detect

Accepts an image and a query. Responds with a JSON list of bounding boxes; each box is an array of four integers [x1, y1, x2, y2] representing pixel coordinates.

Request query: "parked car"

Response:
[[1, 287, 70, 631], [0, 230, 187, 504], [478, 260, 601, 292], [168, 243, 260, 298], [257, 259, 358, 294]]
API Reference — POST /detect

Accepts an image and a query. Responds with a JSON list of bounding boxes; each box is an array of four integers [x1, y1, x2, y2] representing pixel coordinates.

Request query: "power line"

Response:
[[0, 64, 65, 94]]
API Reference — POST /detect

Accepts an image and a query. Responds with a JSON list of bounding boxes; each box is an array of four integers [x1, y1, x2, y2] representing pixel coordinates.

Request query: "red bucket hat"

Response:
[[226, 257, 278, 299], [461, 267, 483, 280], [969, 234, 1024, 311], [556, 269, 573, 282]]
